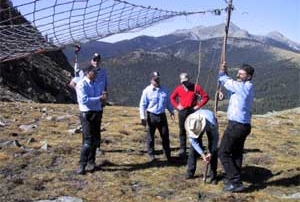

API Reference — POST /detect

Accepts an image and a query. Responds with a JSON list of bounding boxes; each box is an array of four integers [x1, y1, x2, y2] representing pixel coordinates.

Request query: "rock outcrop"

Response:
[[0, 0, 75, 103]]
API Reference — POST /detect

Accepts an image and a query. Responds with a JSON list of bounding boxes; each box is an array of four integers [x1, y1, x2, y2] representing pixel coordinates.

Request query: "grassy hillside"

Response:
[[103, 45, 300, 114], [0, 102, 299, 202]]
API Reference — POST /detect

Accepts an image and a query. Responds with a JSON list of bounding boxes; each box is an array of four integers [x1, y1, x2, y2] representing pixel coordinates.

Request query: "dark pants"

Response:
[[79, 111, 102, 166], [146, 112, 171, 159], [219, 120, 251, 184], [186, 121, 219, 178], [178, 108, 194, 152], [98, 111, 103, 148]]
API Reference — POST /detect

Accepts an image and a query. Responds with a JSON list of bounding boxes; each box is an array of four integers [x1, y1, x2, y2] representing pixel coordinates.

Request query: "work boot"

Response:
[[77, 165, 86, 175]]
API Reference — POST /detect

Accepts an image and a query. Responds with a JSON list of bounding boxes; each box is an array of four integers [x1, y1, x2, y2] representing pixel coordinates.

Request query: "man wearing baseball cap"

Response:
[[170, 72, 209, 159], [139, 71, 175, 162], [70, 53, 108, 153], [75, 65, 106, 174]]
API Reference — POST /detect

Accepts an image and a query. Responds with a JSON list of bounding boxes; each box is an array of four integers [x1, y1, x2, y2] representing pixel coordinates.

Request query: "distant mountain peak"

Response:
[[267, 31, 286, 40], [170, 22, 300, 52], [171, 22, 242, 40], [266, 31, 300, 51]]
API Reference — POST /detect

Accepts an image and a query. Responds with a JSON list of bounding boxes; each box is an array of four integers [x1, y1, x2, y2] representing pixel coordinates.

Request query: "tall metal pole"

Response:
[[214, 0, 233, 116]]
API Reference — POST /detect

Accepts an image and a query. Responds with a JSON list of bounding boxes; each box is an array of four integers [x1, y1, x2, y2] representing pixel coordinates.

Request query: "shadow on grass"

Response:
[[97, 156, 186, 172], [243, 148, 263, 153], [101, 147, 183, 155], [241, 165, 299, 192]]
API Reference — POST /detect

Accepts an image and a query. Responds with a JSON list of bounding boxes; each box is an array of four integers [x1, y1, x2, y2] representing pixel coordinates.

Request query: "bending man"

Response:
[[185, 109, 219, 184]]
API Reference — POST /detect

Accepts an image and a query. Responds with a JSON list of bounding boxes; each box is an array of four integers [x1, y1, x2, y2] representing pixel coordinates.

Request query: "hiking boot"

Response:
[[76, 165, 86, 175]]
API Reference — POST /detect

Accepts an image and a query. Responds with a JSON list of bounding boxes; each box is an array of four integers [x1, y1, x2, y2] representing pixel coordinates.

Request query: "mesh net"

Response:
[[0, 0, 226, 62]]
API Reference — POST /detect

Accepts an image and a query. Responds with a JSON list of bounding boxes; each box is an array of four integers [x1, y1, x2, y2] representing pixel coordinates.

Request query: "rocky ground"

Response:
[[0, 102, 299, 202]]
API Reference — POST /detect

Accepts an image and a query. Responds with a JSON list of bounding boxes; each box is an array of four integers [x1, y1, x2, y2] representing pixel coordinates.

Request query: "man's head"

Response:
[[91, 53, 101, 67], [82, 65, 97, 80], [236, 64, 254, 82], [150, 71, 160, 87]]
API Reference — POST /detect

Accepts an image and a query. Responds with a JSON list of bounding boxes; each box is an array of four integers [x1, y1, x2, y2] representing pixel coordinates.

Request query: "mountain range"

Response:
[[63, 23, 300, 114], [64, 22, 300, 61]]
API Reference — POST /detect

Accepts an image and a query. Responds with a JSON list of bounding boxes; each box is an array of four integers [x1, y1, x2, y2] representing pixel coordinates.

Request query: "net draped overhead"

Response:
[[0, 0, 226, 62]]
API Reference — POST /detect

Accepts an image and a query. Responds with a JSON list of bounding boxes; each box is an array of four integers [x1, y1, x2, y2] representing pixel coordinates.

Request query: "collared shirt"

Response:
[[71, 67, 108, 91], [76, 77, 102, 112], [170, 84, 209, 109], [188, 109, 219, 155], [139, 84, 174, 119], [218, 72, 254, 124]]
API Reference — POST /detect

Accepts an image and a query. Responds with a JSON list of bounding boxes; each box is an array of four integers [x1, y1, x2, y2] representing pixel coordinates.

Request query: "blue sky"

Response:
[[101, 0, 300, 43]]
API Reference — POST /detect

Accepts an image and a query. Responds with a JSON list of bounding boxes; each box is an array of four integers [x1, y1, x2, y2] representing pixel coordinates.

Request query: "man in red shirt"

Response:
[[170, 73, 209, 158]]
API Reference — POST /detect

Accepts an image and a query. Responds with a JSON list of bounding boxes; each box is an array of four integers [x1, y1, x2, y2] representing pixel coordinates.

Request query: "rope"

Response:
[[194, 40, 202, 89], [0, 0, 227, 62], [214, 0, 233, 116]]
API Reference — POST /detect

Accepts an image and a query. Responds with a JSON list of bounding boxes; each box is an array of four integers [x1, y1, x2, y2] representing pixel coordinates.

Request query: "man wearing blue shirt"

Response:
[[139, 71, 175, 162], [75, 65, 107, 175], [185, 109, 219, 184], [69, 53, 108, 94], [70, 53, 108, 152], [218, 63, 255, 192], [91, 53, 108, 151]]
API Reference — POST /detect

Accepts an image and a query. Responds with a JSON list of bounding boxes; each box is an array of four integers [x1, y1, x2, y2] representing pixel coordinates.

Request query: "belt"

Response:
[[229, 120, 250, 126], [147, 111, 165, 116], [80, 111, 101, 114], [181, 106, 194, 110]]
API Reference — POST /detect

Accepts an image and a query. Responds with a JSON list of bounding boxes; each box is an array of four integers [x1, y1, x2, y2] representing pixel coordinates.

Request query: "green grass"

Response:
[[0, 102, 299, 202]]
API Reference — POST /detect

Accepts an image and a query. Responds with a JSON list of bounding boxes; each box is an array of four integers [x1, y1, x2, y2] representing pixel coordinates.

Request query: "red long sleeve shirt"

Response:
[[170, 84, 209, 109]]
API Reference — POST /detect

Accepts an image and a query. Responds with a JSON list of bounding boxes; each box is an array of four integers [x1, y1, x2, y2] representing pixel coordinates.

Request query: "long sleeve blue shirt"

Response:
[[139, 84, 174, 119], [76, 77, 102, 112], [188, 109, 219, 155], [218, 72, 254, 124]]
